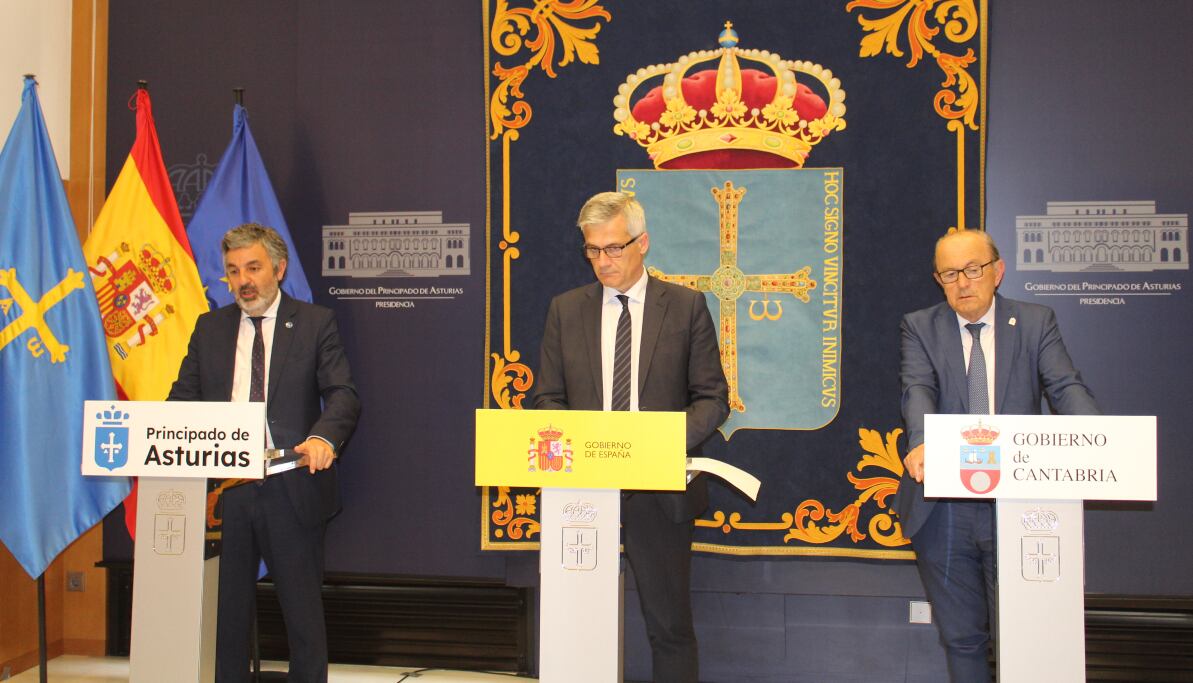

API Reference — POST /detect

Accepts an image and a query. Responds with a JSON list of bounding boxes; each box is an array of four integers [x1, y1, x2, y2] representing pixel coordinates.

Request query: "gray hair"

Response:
[[576, 192, 646, 237], [222, 223, 289, 273], [934, 229, 1001, 271]]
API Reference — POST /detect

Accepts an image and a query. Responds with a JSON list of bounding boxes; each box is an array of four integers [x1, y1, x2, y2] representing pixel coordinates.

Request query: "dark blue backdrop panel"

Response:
[[103, 0, 500, 577], [986, 0, 1193, 595]]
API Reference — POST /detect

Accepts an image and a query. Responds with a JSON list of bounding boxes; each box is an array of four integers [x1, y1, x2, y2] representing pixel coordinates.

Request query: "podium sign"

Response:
[[475, 408, 685, 490], [82, 400, 265, 683], [923, 414, 1156, 500], [923, 413, 1157, 683], [477, 409, 689, 683], [82, 400, 265, 479]]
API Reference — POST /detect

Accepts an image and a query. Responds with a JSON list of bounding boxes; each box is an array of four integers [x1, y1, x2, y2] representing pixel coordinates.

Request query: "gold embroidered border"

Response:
[[482, 0, 611, 548]]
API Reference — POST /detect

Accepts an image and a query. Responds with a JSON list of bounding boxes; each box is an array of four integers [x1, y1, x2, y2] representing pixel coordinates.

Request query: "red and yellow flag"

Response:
[[82, 87, 208, 534], [83, 88, 206, 400]]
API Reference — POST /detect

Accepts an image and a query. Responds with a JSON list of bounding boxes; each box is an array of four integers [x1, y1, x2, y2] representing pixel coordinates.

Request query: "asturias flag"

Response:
[[188, 104, 312, 307], [82, 86, 208, 536], [0, 77, 130, 579]]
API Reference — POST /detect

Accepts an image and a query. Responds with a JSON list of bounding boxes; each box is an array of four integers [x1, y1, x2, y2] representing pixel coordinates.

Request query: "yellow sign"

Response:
[[475, 409, 686, 491]]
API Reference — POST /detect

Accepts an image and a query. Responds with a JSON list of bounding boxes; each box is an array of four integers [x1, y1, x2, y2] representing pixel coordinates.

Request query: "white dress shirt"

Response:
[[600, 270, 648, 412], [955, 299, 996, 415], [231, 293, 280, 447]]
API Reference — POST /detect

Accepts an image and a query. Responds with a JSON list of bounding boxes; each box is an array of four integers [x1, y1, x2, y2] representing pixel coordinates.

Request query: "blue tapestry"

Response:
[[484, 0, 986, 558]]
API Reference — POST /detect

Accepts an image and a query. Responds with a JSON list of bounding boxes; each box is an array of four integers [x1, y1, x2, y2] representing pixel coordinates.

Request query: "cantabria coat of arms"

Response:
[[959, 420, 1001, 495]]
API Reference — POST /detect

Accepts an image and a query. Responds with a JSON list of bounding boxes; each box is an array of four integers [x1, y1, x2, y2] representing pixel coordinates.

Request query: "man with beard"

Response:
[[169, 223, 360, 683]]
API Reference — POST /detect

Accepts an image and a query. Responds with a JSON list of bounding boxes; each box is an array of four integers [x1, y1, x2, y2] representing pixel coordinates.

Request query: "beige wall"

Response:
[[0, 0, 73, 177], [0, 0, 108, 676]]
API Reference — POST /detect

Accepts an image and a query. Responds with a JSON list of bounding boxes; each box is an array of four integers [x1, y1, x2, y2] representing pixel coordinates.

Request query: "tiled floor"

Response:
[[8, 655, 533, 682]]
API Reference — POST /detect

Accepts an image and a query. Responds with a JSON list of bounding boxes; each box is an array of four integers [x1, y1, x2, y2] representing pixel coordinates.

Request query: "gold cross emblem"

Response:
[[648, 181, 816, 412], [0, 267, 86, 363]]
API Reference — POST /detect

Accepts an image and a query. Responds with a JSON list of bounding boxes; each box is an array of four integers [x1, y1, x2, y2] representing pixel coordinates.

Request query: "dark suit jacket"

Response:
[[168, 292, 361, 525], [533, 276, 729, 522], [894, 294, 1099, 538]]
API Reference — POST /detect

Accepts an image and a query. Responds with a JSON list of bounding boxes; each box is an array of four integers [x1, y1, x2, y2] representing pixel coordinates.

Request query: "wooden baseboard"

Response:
[[0, 640, 65, 678], [63, 638, 106, 657]]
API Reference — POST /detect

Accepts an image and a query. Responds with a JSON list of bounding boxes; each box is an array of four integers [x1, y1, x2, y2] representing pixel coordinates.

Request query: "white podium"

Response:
[[476, 409, 759, 683], [83, 400, 266, 683], [924, 414, 1157, 682]]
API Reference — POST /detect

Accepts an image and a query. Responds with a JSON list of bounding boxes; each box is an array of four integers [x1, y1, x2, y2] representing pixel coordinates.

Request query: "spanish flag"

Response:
[[82, 86, 208, 534]]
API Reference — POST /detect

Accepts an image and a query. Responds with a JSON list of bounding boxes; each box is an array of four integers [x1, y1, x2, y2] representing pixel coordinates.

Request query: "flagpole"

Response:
[[234, 87, 244, 106], [37, 574, 47, 683]]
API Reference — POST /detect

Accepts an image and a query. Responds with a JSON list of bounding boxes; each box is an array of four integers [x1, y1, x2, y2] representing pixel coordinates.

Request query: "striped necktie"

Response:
[[611, 295, 632, 411]]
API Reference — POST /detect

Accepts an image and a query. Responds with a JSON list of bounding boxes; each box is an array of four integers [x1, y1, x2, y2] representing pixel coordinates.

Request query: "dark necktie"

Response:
[[966, 322, 988, 414], [611, 295, 632, 411], [249, 316, 266, 403]]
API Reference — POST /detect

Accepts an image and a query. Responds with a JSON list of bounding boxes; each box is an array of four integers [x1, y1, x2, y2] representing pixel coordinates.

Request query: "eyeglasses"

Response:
[[583, 234, 641, 260], [936, 259, 997, 284]]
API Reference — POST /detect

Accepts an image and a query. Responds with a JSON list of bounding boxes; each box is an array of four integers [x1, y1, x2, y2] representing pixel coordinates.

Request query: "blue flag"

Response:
[[188, 104, 312, 307], [0, 77, 130, 578]]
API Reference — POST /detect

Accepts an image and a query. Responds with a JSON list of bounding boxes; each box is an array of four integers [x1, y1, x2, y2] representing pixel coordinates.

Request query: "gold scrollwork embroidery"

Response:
[[696, 427, 909, 548], [490, 485, 542, 540], [847, 0, 981, 231], [488, 0, 610, 411], [490, 0, 611, 139], [491, 354, 534, 410]]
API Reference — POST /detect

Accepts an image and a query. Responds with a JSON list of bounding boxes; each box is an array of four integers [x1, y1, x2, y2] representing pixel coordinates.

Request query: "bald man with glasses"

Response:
[[894, 229, 1099, 681]]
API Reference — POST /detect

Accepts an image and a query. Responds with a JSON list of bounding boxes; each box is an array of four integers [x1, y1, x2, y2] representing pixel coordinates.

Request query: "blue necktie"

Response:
[[611, 295, 632, 411], [966, 322, 989, 414]]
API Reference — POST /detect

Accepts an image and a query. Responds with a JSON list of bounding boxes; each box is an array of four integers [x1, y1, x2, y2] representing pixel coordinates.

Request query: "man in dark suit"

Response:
[[168, 223, 360, 683], [534, 191, 729, 682], [894, 229, 1098, 681]]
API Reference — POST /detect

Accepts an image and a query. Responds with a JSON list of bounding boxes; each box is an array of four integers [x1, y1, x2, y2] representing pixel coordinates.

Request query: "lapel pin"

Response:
[[285, 321, 294, 329], [1008, 317, 1016, 326]]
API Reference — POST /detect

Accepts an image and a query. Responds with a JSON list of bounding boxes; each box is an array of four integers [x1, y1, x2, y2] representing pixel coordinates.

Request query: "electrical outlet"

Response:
[[66, 571, 85, 592], [909, 600, 932, 624]]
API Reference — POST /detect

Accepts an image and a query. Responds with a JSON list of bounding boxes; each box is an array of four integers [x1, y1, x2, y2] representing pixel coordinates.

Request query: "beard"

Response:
[[234, 283, 278, 316]]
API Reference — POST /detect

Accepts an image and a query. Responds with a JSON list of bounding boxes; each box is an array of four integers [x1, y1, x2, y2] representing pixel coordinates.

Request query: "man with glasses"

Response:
[[894, 229, 1098, 681], [534, 191, 729, 682]]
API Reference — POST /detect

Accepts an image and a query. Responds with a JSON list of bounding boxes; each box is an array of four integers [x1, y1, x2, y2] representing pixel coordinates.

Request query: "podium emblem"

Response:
[[528, 425, 573, 473], [153, 489, 186, 556], [93, 405, 131, 471], [562, 527, 597, 570], [959, 420, 1001, 494], [1021, 536, 1060, 581], [153, 514, 185, 555]]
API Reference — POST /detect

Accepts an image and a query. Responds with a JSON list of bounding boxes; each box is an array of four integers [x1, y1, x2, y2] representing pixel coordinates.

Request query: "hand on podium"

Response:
[[904, 443, 925, 483], [294, 437, 335, 473]]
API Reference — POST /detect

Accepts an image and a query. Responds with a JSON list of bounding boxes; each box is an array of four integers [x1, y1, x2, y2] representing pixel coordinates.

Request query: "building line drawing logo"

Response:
[[1016, 200, 1188, 272], [323, 211, 471, 279]]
